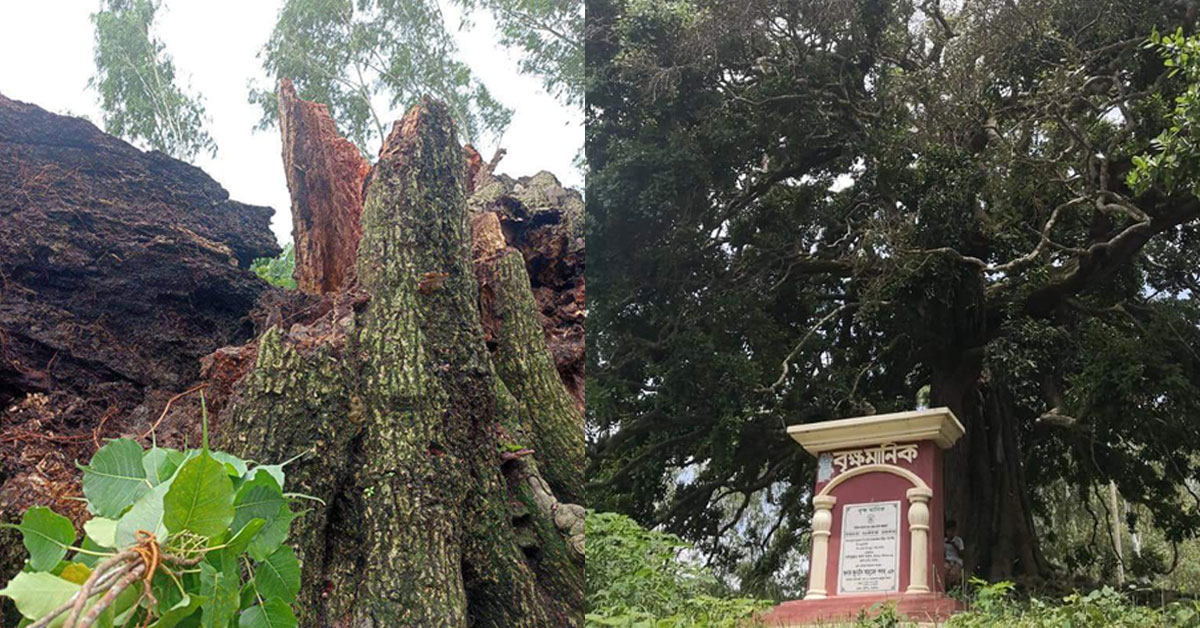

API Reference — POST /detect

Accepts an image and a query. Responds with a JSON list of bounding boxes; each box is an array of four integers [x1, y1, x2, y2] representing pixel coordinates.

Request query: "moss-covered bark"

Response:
[[215, 100, 581, 626], [473, 211, 585, 503]]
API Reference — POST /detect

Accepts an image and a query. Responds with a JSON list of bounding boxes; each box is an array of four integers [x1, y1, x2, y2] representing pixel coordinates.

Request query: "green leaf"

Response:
[[164, 453, 234, 538], [246, 505, 297, 562], [91, 0, 217, 160], [232, 473, 285, 531], [116, 480, 171, 548], [200, 561, 241, 628], [147, 593, 206, 628], [109, 580, 142, 626], [144, 447, 184, 486], [0, 571, 80, 622], [210, 452, 249, 477], [18, 506, 76, 571], [237, 599, 297, 628], [245, 465, 285, 488], [83, 516, 119, 549], [224, 519, 266, 557], [254, 546, 300, 603], [81, 438, 150, 518], [72, 536, 107, 568]]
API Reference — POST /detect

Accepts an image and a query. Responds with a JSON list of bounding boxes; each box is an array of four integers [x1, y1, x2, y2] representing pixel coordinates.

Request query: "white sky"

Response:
[[0, 0, 582, 245]]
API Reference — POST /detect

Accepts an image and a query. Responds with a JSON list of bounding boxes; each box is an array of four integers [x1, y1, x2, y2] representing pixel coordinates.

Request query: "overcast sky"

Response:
[[0, 1, 582, 245]]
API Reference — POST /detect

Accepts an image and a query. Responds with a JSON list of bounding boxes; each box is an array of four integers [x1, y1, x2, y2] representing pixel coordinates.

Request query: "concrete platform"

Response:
[[759, 592, 962, 626]]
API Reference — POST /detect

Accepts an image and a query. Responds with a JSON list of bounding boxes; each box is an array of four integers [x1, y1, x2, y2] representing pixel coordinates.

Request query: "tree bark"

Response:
[[214, 100, 582, 626], [934, 355, 1046, 581], [278, 78, 368, 295]]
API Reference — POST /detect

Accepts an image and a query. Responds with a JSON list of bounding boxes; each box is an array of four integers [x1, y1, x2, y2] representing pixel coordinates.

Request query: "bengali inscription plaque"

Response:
[[837, 501, 900, 594]]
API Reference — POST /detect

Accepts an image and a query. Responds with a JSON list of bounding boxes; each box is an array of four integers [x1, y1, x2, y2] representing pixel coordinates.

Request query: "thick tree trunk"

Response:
[[214, 100, 582, 626], [933, 355, 1046, 581]]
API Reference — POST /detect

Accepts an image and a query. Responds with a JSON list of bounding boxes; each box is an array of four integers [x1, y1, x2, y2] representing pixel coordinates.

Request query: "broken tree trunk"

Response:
[[214, 99, 583, 626], [468, 168, 585, 411], [278, 78, 368, 295]]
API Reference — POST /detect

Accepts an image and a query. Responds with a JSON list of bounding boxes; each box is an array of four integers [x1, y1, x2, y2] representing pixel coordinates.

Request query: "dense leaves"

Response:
[[250, 244, 298, 290], [0, 437, 305, 627], [459, 0, 584, 105], [586, 0, 1200, 590], [90, 0, 216, 160], [248, 0, 512, 153], [585, 510, 769, 627], [945, 580, 1200, 627]]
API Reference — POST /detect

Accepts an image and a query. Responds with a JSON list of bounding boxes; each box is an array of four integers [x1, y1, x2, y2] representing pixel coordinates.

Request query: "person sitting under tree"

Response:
[[944, 519, 965, 588]]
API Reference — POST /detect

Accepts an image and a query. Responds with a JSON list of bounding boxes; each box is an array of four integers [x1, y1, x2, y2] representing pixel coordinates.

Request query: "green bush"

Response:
[[946, 579, 1200, 627], [586, 510, 770, 627], [251, 243, 297, 290], [0, 407, 306, 627]]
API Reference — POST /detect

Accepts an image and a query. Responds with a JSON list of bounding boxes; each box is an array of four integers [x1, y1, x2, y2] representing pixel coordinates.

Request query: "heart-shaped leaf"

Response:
[[144, 447, 184, 486], [237, 599, 297, 628], [200, 561, 240, 628], [164, 453, 234, 538], [233, 472, 285, 531], [83, 517, 118, 549], [0, 571, 80, 622], [81, 438, 150, 518], [116, 481, 171, 547], [19, 506, 75, 571], [254, 546, 300, 603], [247, 504, 297, 562]]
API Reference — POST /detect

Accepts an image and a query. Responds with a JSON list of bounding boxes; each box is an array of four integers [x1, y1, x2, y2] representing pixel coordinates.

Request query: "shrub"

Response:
[[946, 579, 1200, 627], [586, 510, 770, 627]]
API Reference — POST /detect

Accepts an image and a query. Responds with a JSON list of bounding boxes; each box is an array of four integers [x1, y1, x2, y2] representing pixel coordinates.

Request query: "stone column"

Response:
[[906, 487, 934, 594], [805, 495, 837, 599]]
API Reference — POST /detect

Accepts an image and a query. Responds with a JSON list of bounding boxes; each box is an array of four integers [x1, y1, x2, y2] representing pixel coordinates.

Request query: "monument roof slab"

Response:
[[787, 407, 965, 454]]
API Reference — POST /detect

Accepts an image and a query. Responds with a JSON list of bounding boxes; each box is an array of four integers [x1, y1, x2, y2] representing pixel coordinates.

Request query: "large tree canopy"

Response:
[[586, 0, 1200, 592]]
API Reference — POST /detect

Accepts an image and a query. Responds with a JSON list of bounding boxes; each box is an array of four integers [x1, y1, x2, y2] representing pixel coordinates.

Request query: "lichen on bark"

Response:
[[215, 97, 582, 626]]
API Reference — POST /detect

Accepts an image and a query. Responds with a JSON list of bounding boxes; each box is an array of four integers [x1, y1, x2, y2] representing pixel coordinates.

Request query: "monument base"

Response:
[[760, 592, 962, 626]]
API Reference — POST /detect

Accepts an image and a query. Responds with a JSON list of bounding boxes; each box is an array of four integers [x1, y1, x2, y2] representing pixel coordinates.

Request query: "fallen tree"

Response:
[[0, 85, 584, 626], [0, 92, 280, 624]]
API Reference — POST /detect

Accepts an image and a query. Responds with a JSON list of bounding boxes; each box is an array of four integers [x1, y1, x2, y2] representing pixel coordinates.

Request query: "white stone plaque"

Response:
[[837, 501, 900, 594]]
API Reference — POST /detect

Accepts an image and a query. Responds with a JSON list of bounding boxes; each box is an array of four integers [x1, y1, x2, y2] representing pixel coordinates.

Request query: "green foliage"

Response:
[[250, 243, 297, 290], [946, 579, 1200, 627], [585, 510, 769, 627], [17, 507, 77, 572], [587, 0, 1200, 587], [851, 603, 903, 627], [458, 0, 583, 106], [90, 0, 216, 161], [249, 0, 512, 154], [0, 434, 306, 627], [1129, 29, 1200, 197]]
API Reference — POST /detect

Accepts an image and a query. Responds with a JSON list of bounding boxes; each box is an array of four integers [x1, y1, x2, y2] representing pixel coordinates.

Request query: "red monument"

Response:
[[762, 408, 965, 625]]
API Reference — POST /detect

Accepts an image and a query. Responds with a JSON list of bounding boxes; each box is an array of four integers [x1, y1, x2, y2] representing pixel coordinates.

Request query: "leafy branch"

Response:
[[1, 397, 306, 628]]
